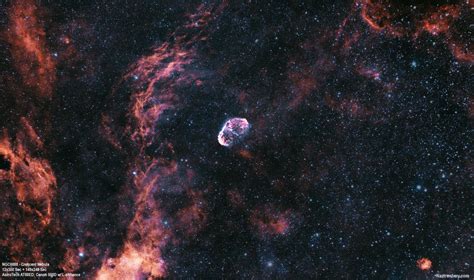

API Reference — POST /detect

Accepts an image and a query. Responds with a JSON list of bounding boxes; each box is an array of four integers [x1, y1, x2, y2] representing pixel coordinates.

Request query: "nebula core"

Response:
[[218, 118, 250, 147], [0, 0, 472, 279]]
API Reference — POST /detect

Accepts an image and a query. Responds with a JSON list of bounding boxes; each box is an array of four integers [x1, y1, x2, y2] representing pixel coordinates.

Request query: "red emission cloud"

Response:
[[417, 257, 432, 271], [5, 0, 56, 97]]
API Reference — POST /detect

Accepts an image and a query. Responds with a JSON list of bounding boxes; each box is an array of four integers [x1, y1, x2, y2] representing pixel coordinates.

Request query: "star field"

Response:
[[0, 0, 472, 279]]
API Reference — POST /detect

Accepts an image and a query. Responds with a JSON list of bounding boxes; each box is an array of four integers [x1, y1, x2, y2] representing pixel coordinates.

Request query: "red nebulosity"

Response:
[[0, 124, 58, 263], [96, 159, 176, 279], [99, 115, 123, 150], [109, 3, 228, 149], [417, 257, 432, 271], [60, 246, 82, 273], [287, 63, 319, 108], [0, 0, 62, 260], [285, 40, 334, 109], [0, 128, 56, 226], [5, 0, 56, 97], [60, 35, 71, 45], [359, 0, 406, 37], [20, 118, 45, 150], [121, 38, 197, 148], [175, 190, 208, 236], [0, 0, 65, 262], [95, 154, 203, 279], [448, 38, 474, 63], [53, 19, 101, 82], [356, 66, 381, 81], [468, 97, 474, 119], [227, 190, 245, 208], [237, 149, 254, 160], [334, 4, 363, 54], [359, 0, 462, 37], [358, 0, 472, 63], [420, 5, 461, 35], [60, 240, 102, 274], [1, 0, 60, 265], [96, 242, 167, 280], [354, 64, 395, 93], [342, 32, 362, 54], [340, 99, 370, 118], [98, 4, 228, 278], [250, 205, 295, 238], [322, 2, 470, 122], [443, 27, 472, 64]]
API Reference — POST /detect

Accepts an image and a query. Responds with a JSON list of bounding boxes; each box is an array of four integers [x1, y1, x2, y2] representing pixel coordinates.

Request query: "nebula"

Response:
[[5, 0, 56, 98], [218, 118, 250, 147], [0, 0, 471, 279], [417, 257, 433, 271]]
